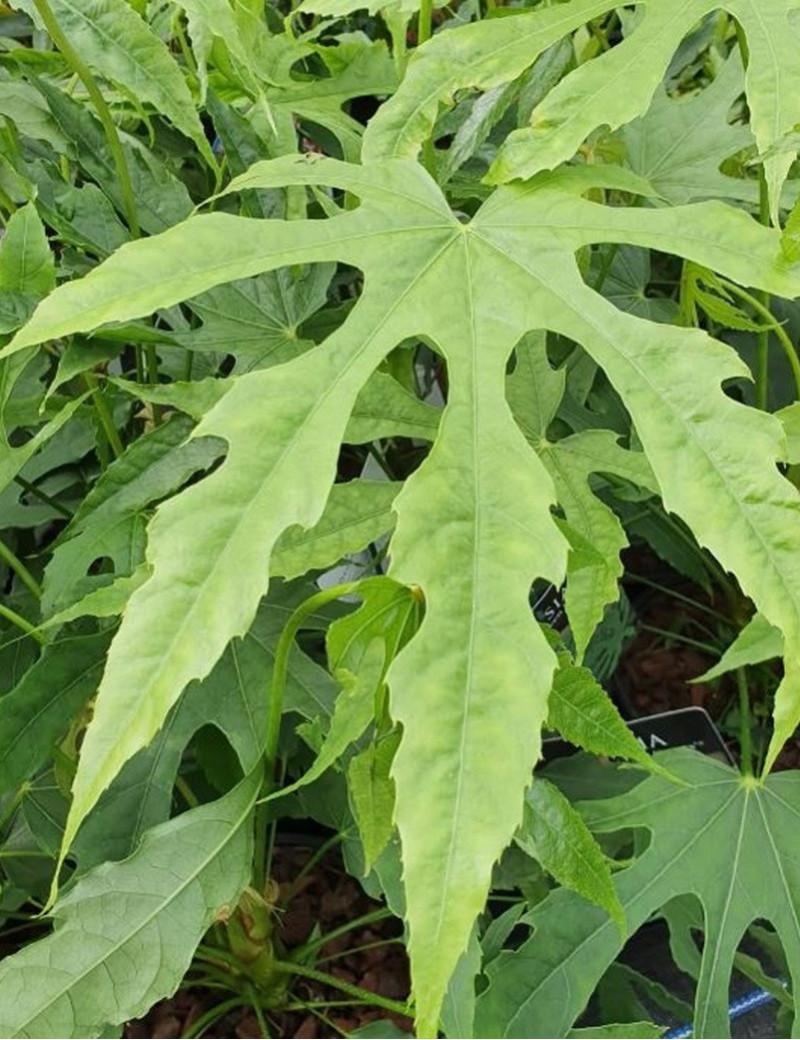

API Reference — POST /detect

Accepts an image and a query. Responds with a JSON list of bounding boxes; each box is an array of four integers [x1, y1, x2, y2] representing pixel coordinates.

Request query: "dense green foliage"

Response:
[[2, 0, 800, 1037]]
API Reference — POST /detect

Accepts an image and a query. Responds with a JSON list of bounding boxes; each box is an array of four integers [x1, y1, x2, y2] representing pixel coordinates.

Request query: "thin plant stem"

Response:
[[263, 580, 362, 797], [31, 0, 141, 239], [625, 573, 730, 626], [316, 936, 402, 967], [244, 985, 271, 1039], [0, 603, 46, 644], [83, 373, 124, 461], [417, 0, 433, 44], [736, 668, 753, 778], [638, 623, 720, 656], [279, 832, 343, 903], [174, 774, 199, 808], [13, 475, 73, 519], [181, 996, 245, 1039], [272, 959, 410, 1018], [254, 581, 362, 892], [298, 908, 395, 958], [717, 276, 800, 402], [0, 538, 42, 599], [755, 172, 771, 410]]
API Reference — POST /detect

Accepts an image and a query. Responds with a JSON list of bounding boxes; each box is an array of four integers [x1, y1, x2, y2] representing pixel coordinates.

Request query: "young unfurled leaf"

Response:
[[517, 777, 625, 934]]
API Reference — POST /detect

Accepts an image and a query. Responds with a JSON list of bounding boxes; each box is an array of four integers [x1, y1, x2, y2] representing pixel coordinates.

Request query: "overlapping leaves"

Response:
[[8, 149, 800, 1033], [363, 0, 800, 216], [475, 751, 800, 1038]]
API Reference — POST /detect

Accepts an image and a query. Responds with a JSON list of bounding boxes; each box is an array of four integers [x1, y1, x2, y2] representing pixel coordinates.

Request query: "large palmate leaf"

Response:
[[0, 771, 259, 1039], [474, 750, 800, 1038], [8, 155, 800, 1034], [363, 0, 800, 215]]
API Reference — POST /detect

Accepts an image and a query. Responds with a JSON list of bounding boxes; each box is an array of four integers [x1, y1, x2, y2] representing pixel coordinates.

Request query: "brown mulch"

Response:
[[125, 844, 411, 1040]]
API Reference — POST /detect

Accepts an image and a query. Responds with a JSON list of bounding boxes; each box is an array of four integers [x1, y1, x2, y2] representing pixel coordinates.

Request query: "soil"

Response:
[[125, 844, 412, 1040]]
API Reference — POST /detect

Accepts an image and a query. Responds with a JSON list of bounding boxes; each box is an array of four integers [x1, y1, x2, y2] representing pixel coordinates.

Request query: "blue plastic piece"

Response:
[[663, 987, 777, 1038]]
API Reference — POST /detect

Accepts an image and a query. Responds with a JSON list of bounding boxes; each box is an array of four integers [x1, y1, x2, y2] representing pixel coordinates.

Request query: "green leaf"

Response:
[[41, 416, 223, 616], [621, 52, 757, 206], [569, 1025, 665, 1039], [693, 612, 783, 682], [41, 566, 151, 629], [363, 0, 613, 163], [777, 401, 800, 463], [0, 202, 55, 298], [345, 371, 441, 443], [547, 664, 660, 776], [74, 584, 335, 869], [34, 82, 194, 235], [0, 79, 69, 151], [9, 154, 800, 1031], [14, 0, 214, 165], [440, 923, 482, 1040], [477, 751, 800, 1037], [271, 479, 399, 581], [484, 0, 800, 219], [367, 0, 800, 217], [0, 394, 88, 499], [0, 631, 111, 796], [517, 776, 624, 934], [782, 193, 800, 263], [176, 264, 335, 373], [0, 771, 259, 1038], [348, 729, 400, 873]]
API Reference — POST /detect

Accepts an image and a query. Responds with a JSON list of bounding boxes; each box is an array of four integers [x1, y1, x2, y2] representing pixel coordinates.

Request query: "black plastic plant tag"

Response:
[[543, 706, 734, 765]]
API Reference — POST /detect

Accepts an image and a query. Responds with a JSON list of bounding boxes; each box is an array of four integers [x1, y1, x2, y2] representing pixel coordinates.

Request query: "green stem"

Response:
[[0, 603, 47, 644], [296, 908, 394, 958], [145, 343, 162, 424], [13, 475, 73, 519], [264, 580, 362, 796], [625, 573, 730, 626], [755, 172, 772, 409], [32, 0, 141, 239], [280, 832, 343, 903], [254, 582, 362, 892], [83, 373, 124, 461], [180, 997, 245, 1040], [273, 959, 410, 1018], [0, 538, 42, 599], [417, 0, 433, 44], [638, 623, 720, 656], [717, 276, 800, 403], [735, 667, 753, 777]]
